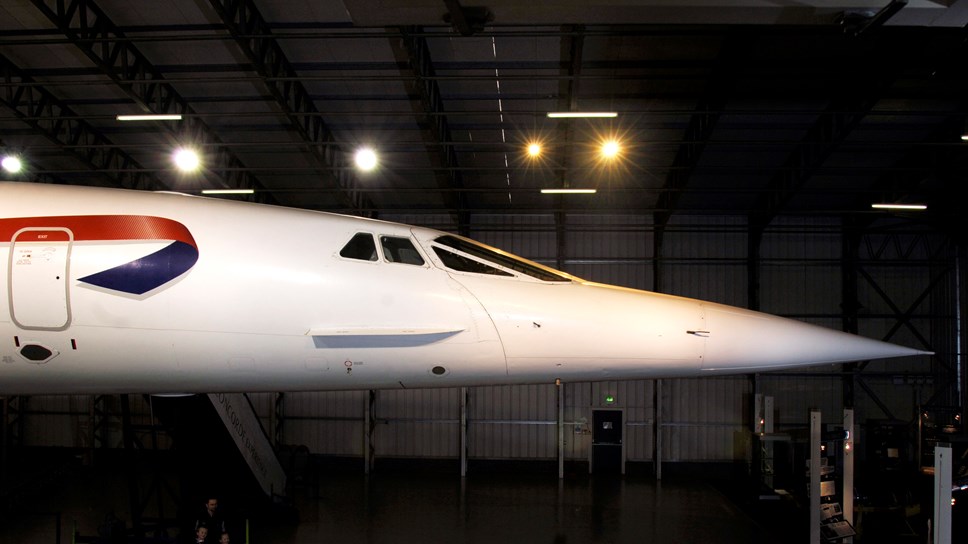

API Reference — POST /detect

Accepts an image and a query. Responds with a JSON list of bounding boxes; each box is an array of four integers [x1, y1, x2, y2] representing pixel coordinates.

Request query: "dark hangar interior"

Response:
[[1, 0, 967, 543]]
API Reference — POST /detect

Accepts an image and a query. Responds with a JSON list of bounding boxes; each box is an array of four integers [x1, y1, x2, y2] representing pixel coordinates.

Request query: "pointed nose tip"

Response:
[[702, 303, 930, 372]]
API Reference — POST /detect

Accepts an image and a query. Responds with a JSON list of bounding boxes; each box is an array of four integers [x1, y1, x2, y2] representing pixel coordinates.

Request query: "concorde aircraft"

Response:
[[0, 182, 928, 395]]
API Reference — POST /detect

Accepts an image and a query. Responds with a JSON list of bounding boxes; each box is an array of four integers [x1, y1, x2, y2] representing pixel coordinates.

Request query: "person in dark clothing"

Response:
[[194, 497, 225, 543]]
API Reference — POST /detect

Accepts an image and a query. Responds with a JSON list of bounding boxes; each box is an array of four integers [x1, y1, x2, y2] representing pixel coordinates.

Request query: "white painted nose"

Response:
[[700, 302, 930, 373]]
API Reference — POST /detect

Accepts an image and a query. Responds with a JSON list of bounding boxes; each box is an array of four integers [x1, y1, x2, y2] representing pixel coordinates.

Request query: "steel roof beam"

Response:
[[206, 0, 369, 213], [653, 35, 751, 244], [0, 52, 161, 190], [552, 25, 584, 268], [746, 34, 918, 229], [29, 0, 266, 199], [392, 26, 468, 232]]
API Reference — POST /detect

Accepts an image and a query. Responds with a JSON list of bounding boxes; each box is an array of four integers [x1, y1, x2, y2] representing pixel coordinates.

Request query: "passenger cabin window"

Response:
[[340, 233, 378, 261], [433, 235, 570, 282], [381, 236, 425, 266]]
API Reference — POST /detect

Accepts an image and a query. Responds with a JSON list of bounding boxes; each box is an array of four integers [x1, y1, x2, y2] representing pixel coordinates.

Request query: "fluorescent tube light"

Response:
[[546, 112, 618, 119], [540, 188, 597, 194], [871, 203, 927, 211], [202, 189, 255, 195], [117, 114, 183, 121]]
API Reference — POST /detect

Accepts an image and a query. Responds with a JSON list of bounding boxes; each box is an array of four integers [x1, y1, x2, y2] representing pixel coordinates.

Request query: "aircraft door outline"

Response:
[[8, 227, 73, 331]]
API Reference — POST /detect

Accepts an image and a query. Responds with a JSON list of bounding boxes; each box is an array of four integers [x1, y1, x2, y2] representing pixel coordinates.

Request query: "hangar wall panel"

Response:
[[562, 382, 593, 460], [565, 214, 652, 290], [381, 214, 458, 234], [283, 391, 367, 456], [660, 377, 749, 461], [660, 216, 748, 307], [22, 394, 160, 449], [759, 375, 842, 430], [468, 384, 557, 459], [760, 217, 842, 318], [469, 214, 558, 264], [375, 388, 461, 458]]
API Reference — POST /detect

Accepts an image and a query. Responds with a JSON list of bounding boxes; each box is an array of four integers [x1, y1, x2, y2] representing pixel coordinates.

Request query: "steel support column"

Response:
[[271, 393, 285, 448], [460, 387, 468, 477], [557, 381, 564, 479], [841, 220, 864, 409], [1, 397, 7, 484], [654, 379, 662, 480], [364, 390, 376, 474]]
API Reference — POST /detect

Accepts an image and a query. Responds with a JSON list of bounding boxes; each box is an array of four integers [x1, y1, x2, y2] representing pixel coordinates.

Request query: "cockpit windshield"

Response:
[[432, 235, 572, 282]]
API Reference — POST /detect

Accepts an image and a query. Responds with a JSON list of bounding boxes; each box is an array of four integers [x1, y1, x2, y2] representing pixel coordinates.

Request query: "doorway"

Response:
[[591, 409, 623, 475]]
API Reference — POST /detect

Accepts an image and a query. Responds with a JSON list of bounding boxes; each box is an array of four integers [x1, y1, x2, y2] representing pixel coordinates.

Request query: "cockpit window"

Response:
[[433, 235, 570, 282], [433, 247, 513, 277], [381, 236, 425, 266], [340, 232, 377, 261]]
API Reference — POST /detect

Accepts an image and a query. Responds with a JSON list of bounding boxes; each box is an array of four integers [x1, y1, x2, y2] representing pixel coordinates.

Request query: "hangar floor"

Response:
[[274, 467, 793, 544], [1, 451, 801, 544], [0, 448, 923, 544]]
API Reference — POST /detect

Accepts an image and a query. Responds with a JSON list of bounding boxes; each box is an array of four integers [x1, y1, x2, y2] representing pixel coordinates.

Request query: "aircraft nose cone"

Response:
[[701, 302, 930, 372]]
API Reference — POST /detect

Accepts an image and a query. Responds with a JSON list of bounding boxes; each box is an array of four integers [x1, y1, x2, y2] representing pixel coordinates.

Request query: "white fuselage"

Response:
[[0, 183, 926, 395]]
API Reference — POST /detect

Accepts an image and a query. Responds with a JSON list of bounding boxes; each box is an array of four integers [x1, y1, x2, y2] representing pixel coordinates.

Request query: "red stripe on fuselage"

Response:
[[0, 215, 196, 248]]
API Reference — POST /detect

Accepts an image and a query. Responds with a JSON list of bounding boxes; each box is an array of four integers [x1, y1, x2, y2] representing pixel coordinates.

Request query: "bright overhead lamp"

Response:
[[871, 203, 927, 211], [1, 155, 23, 174], [526, 142, 542, 158], [541, 188, 597, 194], [173, 147, 201, 172], [354, 147, 378, 172], [547, 112, 618, 119], [117, 114, 183, 121], [600, 140, 621, 159], [202, 189, 255, 195]]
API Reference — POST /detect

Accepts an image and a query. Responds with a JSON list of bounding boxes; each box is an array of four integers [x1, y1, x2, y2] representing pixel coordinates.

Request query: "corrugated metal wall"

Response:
[[14, 215, 952, 468]]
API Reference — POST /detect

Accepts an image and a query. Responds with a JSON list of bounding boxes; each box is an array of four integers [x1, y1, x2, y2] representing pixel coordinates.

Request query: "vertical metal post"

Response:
[[88, 396, 95, 466], [655, 379, 663, 480], [754, 393, 764, 434], [764, 396, 774, 433], [843, 409, 854, 543], [557, 380, 564, 479], [460, 387, 468, 477], [588, 383, 593, 475], [934, 444, 952, 544], [809, 410, 821, 544], [1, 396, 7, 483], [364, 390, 375, 475], [120, 395, 144, 539], [273, 392, 285, 447], [269, 393, 277, 448]]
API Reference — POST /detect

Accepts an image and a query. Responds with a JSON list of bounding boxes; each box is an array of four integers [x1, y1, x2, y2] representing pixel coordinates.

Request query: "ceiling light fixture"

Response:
[[541, 188, 597, 194], [547, 112, 618, 119], [871, 203, 927, 211], [117, 114, 183, 121], [202, 189, 255, 195], [600, 140, 621, 159], [1, 155, 23, 174], [173, 147, 201, 172], [526, 143, 542, 158], [354, 147, 378, 172]]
